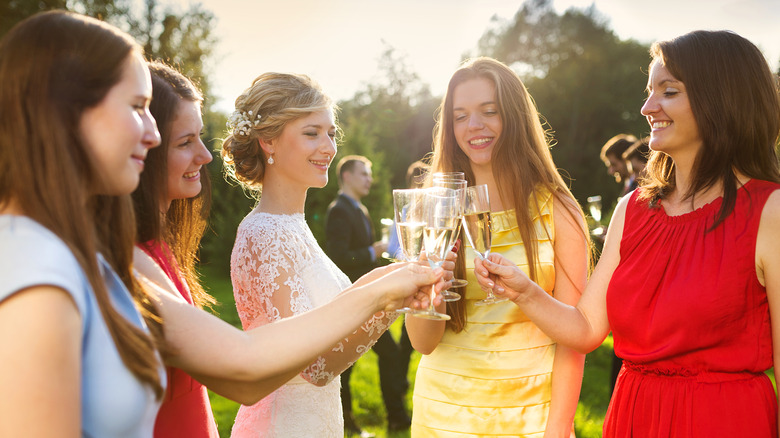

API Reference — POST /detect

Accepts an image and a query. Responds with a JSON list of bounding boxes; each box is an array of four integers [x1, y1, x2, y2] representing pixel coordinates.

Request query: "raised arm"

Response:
[[134, 248, 441, 405], [475, 194, 629, 354]]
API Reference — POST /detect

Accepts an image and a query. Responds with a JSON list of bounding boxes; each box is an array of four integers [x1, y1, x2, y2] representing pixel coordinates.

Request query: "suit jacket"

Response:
[[324, 193, 376, 282]]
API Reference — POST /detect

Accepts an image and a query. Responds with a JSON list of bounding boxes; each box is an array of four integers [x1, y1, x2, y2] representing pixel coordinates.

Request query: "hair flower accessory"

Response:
[[227, 109, 262, 136]]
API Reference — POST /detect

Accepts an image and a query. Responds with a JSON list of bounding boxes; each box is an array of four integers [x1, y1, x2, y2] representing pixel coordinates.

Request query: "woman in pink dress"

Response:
[[476, 30, 780, 437]]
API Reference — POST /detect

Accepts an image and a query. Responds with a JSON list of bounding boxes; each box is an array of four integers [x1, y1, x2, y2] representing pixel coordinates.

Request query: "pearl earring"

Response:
[[267, 155, 274, 165]]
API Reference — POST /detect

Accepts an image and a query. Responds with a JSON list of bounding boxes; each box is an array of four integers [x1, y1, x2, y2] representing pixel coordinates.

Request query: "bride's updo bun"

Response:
[[221, 72, 334, 193]]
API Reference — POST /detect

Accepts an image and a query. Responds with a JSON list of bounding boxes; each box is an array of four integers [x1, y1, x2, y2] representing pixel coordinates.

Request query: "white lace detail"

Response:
[[229, 211, 396, 437]]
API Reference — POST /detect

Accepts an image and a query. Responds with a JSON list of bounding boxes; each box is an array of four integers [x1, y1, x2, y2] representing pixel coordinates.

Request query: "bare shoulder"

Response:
[[757, 189, 780, 245], [552, 193, 586, 233]]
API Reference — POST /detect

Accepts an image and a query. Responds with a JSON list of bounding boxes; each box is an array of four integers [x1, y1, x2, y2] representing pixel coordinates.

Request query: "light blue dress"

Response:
[[0, 215, 164, 437]]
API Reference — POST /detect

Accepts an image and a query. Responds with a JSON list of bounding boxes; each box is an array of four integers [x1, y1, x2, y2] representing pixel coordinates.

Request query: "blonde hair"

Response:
[[221, 73, 335, 194]]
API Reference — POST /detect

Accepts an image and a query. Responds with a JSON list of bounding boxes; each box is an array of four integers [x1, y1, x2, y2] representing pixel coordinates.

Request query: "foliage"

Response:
[[473, 0, 651, 208], [304, 47, 442, 246], [0, 0, 217, 110]]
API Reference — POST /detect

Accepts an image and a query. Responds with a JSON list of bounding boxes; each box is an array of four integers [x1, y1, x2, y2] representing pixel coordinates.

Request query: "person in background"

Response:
[[600, 134, 639, 196], [476, 30, 780, 437], [325, 155, 411, 436], [623, 136, 649, 181], [407, 57, 589, 437]]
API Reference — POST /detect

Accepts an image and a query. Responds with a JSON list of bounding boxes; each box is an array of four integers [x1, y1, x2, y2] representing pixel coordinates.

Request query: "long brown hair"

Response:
[[430, 57, 590, 332], [640, 30, 780, 228], [133, 61, 215, 309], [0, 11, 163, 397]]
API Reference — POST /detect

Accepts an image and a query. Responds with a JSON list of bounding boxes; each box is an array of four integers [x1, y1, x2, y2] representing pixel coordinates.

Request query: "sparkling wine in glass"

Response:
[[463, 184, 506, 305], [431, 176, 467, 301], [392, 189, 428, 313], [410, 187, 457, 320]]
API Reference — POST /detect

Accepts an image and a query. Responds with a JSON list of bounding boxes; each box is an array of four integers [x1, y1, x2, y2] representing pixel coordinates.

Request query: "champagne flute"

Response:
[[431, 173, 469, 292], [410, 187, 457, 320], [586, 195, 604, 237], [392, 189, 427, 313], [431, 177, 467, 301], [463, 184, 506, 305]]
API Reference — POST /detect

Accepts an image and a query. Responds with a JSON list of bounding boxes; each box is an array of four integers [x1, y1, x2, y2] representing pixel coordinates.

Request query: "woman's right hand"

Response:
[[474, 253, 534, 303], [371, 262, 445, 312]]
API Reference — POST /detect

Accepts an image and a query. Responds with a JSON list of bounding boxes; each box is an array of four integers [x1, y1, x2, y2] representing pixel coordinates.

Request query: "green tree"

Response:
[[474, 0, 650, 208], [305, 47, 440, 245]]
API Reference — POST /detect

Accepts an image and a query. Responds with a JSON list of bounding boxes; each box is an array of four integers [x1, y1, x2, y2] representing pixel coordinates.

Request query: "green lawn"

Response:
[[200, 266, 611, 437]]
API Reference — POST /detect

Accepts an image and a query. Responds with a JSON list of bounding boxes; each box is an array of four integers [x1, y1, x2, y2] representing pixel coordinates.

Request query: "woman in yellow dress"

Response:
[[407, 57, 590, 437]]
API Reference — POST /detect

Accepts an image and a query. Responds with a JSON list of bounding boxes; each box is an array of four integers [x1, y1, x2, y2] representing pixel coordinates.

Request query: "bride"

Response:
[[221, 72, 445, 437]]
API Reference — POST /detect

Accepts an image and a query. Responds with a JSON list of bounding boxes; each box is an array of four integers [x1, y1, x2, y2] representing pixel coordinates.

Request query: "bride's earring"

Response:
[[267, 154, 274, 165]]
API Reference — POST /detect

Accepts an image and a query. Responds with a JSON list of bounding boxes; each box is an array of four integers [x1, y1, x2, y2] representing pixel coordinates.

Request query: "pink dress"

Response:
[[605, 179, 779, 437]]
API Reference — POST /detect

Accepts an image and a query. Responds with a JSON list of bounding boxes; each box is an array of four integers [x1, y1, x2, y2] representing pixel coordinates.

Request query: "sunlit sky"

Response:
[[181, 0, 780, 113]]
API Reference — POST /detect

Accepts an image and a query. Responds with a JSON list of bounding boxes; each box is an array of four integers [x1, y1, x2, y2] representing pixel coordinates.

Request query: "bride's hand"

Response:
[[369, 262, 445, 312]]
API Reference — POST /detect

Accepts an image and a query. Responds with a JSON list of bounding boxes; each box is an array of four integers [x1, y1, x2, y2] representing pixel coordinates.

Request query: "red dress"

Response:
[[605, 179, 779, 437], [141, 241, 220, 438]]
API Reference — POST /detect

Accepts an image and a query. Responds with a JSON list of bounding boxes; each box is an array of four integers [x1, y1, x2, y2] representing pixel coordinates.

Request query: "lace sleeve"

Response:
[[230, 215, 314, 331], [301, 309, 399, 386], [230, 212, 399, 386]]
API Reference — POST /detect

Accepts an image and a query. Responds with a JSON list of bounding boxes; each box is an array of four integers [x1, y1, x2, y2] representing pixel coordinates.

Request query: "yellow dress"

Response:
[[412, 189, 556, 437]]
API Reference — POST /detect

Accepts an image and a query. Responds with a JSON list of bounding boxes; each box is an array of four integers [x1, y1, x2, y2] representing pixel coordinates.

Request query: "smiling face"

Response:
[[163, 99, 212, 209], [266, 108, 337, 191], [79, 52, 160, 195], [452, 77, 502, 170], [641, 61, 702, 160]]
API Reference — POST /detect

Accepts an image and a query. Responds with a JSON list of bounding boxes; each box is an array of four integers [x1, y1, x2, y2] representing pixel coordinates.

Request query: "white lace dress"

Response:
[[229, 211, 396, 437]]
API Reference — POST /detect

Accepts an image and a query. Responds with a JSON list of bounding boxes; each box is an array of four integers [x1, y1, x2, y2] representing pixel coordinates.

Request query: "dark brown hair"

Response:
[[640, 30, 780, 227], [133, 61, 215, 310], [430, 57, 590, 331], [0, 11, 163, 397], [600, 134, 637, 166]]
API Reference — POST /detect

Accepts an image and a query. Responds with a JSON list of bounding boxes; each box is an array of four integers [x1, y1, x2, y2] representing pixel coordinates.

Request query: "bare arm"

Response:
[[0, 287, 81, 437], [475, 195, 629, 353], [134, 249, 442, 404], [755, 190, 780, 437], [544, 196, 587, 437]]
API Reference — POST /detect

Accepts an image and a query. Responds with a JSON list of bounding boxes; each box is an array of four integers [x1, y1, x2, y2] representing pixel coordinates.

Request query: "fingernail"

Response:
[[496, 286, 505, 293]]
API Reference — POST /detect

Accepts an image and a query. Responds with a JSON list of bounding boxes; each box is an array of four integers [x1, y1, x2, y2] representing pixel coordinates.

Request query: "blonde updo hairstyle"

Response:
[[221, 72, 334, 193]]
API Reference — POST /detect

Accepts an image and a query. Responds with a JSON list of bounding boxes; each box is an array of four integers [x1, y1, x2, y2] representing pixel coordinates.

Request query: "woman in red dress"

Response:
[[475, 30, 780, 437]]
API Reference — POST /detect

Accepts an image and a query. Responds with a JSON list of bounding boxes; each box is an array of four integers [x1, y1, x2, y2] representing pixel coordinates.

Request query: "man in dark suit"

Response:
[[325, 155, 411, 436]]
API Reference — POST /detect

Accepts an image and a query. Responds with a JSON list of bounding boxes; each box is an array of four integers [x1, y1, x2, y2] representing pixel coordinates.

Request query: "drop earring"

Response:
[[267, 155, 274, 165]]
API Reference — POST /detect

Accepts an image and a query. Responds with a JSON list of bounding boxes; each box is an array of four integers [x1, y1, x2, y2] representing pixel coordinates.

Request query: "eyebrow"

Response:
[[453, 101, 496, 112], [646, 78, 682, 92], [302, 124, 336, 130]]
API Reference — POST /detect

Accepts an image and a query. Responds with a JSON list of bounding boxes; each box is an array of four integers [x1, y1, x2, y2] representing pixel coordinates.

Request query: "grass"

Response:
[[200, 266, 611, 437]]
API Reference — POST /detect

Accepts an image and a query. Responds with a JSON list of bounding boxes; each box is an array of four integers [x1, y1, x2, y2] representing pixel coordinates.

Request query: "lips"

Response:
[[309, 158, 330, 170], [651, 121, 671, 130], [183, 169, 200, 179], [468, 137, 494, 149]]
